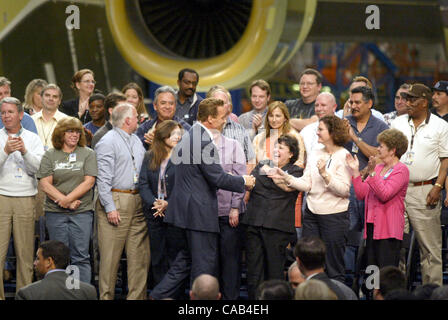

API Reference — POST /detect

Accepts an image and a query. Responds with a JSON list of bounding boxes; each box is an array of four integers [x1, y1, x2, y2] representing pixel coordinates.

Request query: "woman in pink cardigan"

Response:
[[346, 128, 409, 268]]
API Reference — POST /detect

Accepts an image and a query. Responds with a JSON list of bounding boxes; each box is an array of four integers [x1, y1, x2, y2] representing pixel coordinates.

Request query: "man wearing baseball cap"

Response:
[[391, 83, 448, 286], [432, 80, 448, 122]]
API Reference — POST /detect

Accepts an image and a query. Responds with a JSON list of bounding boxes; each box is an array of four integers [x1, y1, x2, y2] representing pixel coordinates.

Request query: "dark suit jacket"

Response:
[[61, 98, 91, 124], [243, 161, 302, 234], [164, 123, 245, 233], [15, 271, 97, 300], [311, 272, 351, 300], [139, 152, 176, 219]]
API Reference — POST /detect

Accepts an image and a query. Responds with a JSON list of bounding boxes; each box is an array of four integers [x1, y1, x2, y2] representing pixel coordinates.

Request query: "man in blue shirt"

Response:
[[343, 86, 389, 274], [0, 77, 37, 133]]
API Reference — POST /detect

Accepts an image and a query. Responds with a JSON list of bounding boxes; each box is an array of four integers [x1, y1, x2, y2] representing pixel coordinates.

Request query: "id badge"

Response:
[[133, 172, 139, 184], [404, 151, 414, 165], [69, 153, 77, 162], [44, 146, 49, 151], [14, 167, 23, 179], [351, 142, 359, 153]]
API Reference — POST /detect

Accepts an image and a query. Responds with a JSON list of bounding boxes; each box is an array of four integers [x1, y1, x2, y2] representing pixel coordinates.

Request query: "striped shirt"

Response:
[[222, 117, 256, 163]]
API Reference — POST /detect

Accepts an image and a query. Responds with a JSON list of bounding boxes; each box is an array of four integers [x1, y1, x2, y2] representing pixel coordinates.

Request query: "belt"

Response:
[[411, 179, 434, 187], [111, 188, 139, 194]]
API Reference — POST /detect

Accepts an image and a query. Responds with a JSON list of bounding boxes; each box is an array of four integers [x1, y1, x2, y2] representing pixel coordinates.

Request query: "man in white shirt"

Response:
[[391, 83, 448, 286], [0, 97, 44, 300]]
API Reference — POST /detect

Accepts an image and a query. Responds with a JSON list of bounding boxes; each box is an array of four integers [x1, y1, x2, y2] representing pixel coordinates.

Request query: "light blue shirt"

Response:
[[0, 112, 37, 134], [95, 127, 146, 213]]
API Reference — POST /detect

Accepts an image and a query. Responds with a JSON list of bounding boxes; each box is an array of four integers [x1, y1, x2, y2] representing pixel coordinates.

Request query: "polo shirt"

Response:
[[344, 113, 389, 170], [391, 113, 448, 183]]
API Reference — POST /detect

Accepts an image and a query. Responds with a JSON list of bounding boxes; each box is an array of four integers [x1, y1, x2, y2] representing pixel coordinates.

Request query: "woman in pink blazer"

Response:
[[346, 128, 409, 268]]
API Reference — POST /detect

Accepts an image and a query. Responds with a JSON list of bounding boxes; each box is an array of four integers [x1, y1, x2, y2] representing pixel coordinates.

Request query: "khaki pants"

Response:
[[405, 184, 443, 286], [97, 192, 150, 300], [0, 195, 35, 300], [34, 184, 45, 221]]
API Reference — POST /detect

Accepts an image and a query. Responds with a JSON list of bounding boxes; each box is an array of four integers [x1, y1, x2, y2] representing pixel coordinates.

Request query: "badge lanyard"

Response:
[[117, 131, 139, 185]]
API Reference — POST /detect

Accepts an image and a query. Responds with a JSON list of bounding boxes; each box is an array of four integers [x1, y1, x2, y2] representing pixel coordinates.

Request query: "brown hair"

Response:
[[249, 79, 271, 97], [71, 69, 94, 93], [149, 120, 182, 170], [319, 115, 350, 146], [23, 79, 48, 110], [122, 82, 147, 116], [351, 76, 373, 89], [264, 101, 291, 138], [300, 68, 323, 85], [52, 117, 87, 149], [377, 129, 409, 159], [197, 98, 224, 122]]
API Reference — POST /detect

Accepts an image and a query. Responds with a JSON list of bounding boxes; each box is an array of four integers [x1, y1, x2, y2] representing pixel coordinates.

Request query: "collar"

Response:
[[407, 110, 431, 128], [114, 127, 132, 140], [198, 122, 214, 142], [45, 269, 66, 278], [35, 110, 66, 122], [306, 272, 320, 280], [2, 126, 24, 137]]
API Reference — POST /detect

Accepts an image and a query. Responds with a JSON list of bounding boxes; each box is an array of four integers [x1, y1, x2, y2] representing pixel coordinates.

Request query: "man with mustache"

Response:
[[343, 86, 389, 274], [175, 68, 203, 126], [391, 83, 448, 286]]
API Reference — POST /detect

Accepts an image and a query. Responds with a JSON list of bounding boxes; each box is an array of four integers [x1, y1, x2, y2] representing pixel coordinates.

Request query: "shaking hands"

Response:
[[243, 175, 256, 190]]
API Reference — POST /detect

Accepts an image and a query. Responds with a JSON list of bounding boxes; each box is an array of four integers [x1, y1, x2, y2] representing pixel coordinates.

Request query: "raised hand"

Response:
[[346, 153, 360, 177]]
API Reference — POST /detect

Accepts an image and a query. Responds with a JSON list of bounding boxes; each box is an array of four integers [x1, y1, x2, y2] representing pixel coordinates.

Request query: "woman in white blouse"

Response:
[[269, 115, 352, 282]]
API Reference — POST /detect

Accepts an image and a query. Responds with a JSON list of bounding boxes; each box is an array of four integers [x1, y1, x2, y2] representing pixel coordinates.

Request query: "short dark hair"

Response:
[[351, 86, 374, 103], [39, 240, 70, 269], [277, 134, 299, 164], [413, 284, 440, 300], [89, 93, 105, 104], [178, 68, 199, 82], [104, 92, 126, 110], [294, 236, 326, 270], [378, 266, 406, 297], [300, 68, 323, 85], [256, 280, 294, 300]]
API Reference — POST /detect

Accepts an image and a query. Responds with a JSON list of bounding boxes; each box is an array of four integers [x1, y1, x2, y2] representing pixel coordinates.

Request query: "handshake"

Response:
[[243, 175, 256, 190]]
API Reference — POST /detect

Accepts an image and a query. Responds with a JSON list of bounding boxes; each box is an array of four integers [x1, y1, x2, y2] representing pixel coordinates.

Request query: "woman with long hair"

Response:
[[122, 82, 150, 124], [138, 120, 184, 287], [23, 79, 48, 115]]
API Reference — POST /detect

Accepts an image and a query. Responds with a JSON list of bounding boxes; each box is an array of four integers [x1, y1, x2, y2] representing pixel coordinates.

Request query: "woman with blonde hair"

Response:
[[294, 279, 338, 300], [61, 69, 96, 124], [37, 117, 97, 284], [23, 79, 48, 115]]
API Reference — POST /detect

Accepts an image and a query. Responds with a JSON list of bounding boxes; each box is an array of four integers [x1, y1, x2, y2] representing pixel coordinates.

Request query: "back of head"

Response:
[[104, 92, 127, 110], [197, 98, 223, 122], [413, 284, 440, 300], [384, 289, 415, 300], [430, 286, 448, 300], [256, 280, 294, 300], [378, 266, 406, 298], [111, 103, 135, 128], [294, 236, 326, 272], [294, 279, 338, 300], [40, 240, 70, 269], [190, 274, 220, 300]]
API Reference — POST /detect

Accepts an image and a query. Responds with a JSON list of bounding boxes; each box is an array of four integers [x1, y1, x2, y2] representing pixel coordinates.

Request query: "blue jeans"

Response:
[[344, 185, 365, 273], [45, 211, 93, 284]]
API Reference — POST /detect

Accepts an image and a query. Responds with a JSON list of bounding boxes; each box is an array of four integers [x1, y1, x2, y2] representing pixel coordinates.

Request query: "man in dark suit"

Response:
[[15, 240, 97, 300], [294, 236, 357, 300], [149, 98, 255, 299]]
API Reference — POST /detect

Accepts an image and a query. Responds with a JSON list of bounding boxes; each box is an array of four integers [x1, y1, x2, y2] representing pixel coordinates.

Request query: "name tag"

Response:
[[351, 143, 359, 153], [69, 153, 77, 163], [133, 172, 139, 184], [14, 167, 23, 179], [404, 151, 414, 165]]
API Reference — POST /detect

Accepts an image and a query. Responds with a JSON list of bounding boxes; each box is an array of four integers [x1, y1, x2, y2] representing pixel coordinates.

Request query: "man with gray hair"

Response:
[[189, 274, 221, 300], [0, 77, 37, 134], [0, 97, 44, 300], [95, 103, 150, 300], [137, 85, 191, 150]]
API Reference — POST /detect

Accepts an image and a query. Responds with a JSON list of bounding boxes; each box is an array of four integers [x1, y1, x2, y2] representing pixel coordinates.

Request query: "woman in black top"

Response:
[[138, 120, 184, 287], [242, 134, 303, 300]]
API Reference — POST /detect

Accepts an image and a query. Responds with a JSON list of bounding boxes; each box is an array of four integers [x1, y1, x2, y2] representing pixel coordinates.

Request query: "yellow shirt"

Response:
[[31, 110, 68, 149]]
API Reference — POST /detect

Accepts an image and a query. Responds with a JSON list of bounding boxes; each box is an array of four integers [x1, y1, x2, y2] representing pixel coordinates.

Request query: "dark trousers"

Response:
[[218, 216, 243, 300], [245, 225, 292, 300], [146, 215, 185, 287], [303, 206, 349, 283], [365, 223, 401, 269], [150, 229, 218, 299]]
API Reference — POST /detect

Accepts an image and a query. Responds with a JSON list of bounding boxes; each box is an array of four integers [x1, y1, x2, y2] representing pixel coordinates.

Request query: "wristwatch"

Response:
[[370, 171, 376, 177], [321, 172, 329, 179], [357, 136, 363, 143]]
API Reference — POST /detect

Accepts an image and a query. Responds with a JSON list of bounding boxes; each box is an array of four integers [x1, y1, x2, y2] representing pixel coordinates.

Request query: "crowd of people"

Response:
[[1, 65, 448, 301]]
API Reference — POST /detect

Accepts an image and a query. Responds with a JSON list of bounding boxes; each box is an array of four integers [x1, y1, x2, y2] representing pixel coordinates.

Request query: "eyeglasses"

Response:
[[299, 82, 317, 87], [66, 129, 81, 134], [81, 80, 96, 84], [404, 96, 422, 103]]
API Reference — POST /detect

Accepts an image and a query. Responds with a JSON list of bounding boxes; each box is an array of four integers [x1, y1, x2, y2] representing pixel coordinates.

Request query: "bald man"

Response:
[[189, 274, 221, 300]]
